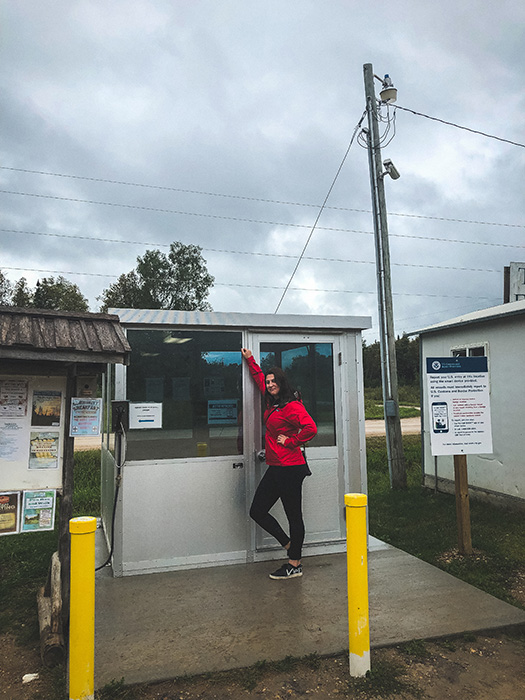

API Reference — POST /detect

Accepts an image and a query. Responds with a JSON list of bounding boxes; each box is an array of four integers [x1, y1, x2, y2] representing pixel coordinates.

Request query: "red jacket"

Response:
[[246, 356, 317, 466]]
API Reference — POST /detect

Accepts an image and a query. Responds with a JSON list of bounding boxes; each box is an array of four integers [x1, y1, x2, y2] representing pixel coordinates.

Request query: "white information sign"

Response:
[[129, 402, 163, 429], [426, 357, 493, 456]]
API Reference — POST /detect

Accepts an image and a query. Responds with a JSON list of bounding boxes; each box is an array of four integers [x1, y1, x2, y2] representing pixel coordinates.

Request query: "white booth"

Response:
[[101, 309, 371, 576]]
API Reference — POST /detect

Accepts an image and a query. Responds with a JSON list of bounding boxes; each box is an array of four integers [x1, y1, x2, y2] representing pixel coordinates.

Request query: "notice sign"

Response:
[[426, 357, 493, 456], [0, 492, 20, 535], [21, 490, 56, 532], [29, 432, 60, 469], [0, 380, 28, 418], [208, 399, 238, 425], [70, 398, 102, 436], [129, 402, 163, 429]]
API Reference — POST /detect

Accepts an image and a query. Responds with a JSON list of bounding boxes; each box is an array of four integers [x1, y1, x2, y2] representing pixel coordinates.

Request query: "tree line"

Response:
[[0, 241, 214, 313]]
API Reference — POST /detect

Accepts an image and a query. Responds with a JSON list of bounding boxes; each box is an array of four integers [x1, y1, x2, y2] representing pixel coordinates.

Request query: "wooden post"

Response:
[[58, 365, 77, 644], [453, 454, 473, 555]]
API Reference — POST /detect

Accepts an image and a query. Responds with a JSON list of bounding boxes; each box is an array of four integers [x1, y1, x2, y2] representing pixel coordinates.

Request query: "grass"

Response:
[[364, 384, 421, 419], [367, 434, 525, 610]]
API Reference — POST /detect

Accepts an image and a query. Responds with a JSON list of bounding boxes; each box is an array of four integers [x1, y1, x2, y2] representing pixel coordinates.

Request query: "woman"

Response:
[[241, 348, 317, 580]]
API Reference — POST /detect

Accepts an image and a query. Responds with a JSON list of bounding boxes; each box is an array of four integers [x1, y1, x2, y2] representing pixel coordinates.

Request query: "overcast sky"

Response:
[[1, 0, 524, 342]]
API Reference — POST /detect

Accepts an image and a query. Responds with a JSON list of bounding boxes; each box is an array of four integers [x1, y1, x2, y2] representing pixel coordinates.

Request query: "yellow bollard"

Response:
[[345, 493, 371, 677], [69, 516, 96, 700]]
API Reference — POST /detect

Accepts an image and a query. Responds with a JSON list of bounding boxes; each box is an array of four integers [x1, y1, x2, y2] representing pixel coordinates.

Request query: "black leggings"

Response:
[[249, 464, 309, 561]]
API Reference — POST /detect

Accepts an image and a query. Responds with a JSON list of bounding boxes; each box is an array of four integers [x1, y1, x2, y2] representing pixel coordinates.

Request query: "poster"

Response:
[[0, 492, 20, 536], [31, 390, 62, 427], [0, 380, 28, 417], [21, 490, 56, 532], [70, 398, 102, 436], [208, 399, 238, 425], [426, 357, 493, 456], [0, 421, 26, 461], [29, 432, 60, 469]]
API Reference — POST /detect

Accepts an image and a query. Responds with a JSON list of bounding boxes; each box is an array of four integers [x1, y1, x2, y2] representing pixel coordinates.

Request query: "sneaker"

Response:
[[269, 563, 303, 580]]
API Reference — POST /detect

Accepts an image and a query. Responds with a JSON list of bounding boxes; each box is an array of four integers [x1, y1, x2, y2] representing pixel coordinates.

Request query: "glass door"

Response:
[[247, 333, 346, 557]]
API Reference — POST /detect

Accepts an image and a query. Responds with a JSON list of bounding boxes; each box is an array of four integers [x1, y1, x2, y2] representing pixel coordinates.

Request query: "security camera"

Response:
[[383, 159, 400, 180]]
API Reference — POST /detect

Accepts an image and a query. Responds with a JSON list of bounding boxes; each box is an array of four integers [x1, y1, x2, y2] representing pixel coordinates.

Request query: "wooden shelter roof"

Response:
[[0, 306, 131, 365]]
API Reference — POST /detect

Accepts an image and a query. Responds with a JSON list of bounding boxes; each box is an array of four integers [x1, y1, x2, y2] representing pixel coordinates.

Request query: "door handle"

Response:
[[233, 462, 244, 469]]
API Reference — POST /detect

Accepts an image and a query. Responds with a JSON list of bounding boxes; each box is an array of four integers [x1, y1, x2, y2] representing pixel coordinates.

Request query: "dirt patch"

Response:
[[3, 629, 525, 700], [0, 633, 59, 700]]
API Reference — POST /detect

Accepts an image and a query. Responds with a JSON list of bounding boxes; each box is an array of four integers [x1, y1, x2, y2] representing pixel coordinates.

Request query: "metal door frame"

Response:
[[242, 331, 347, 561]]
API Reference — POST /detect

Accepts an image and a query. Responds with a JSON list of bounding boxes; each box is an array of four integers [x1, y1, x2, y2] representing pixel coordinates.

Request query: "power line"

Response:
[[274, 112, 366, 312], [1, 166, 523, 230], [0, 189, 372, 234], [1, 228, 520, 271], [3, 224, 525, 254], [395, 104, 525, 149], [0, 264, 497, 301]]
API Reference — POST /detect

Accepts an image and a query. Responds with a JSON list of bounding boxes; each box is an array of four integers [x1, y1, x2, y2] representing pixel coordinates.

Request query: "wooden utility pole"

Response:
[[363, 62, 406, 489], [453, 454, 473, 555]]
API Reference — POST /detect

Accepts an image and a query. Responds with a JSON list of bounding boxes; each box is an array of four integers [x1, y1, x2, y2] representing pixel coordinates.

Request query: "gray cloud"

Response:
[[1, 0, 524, 341]]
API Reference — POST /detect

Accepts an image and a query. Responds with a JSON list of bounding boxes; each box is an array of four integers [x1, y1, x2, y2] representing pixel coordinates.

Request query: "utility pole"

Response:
[[363, 62, 406, 489]]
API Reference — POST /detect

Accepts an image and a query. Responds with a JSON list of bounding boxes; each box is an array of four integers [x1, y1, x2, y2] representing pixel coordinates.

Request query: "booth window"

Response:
[[260, 342, 336, 447], [125, 330, 243, 460]]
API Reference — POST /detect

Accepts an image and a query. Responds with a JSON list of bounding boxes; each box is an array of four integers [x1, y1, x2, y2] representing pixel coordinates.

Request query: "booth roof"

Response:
[[0, 306, 131, 364], [109, 308, 372, 331]]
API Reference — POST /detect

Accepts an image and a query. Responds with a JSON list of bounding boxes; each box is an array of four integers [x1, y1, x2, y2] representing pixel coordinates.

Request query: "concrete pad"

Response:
[[94, 539, 525, 688]]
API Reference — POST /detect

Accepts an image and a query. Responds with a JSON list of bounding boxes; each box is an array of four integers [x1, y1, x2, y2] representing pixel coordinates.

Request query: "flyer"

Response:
[[0, 492, 20, 535], [0, 380, 28, 418], [0, 421, 26, 461], [31, 390, 62, 427], [21, 490, 56, 532], [28, 432, 60, 469], [70, 397, 102, 436]]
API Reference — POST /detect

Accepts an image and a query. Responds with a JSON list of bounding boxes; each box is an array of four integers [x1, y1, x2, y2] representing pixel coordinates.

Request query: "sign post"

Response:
[[426, 357, 493, 555]]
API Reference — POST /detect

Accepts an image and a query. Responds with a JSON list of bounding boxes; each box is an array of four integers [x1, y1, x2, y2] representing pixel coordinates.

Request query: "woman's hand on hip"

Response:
[[276, 434, 288, 446]]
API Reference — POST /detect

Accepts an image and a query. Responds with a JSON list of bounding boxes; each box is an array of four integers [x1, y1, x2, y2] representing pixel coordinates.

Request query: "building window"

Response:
[[451, 344, 487, 358], [125, 329, 243, 460]]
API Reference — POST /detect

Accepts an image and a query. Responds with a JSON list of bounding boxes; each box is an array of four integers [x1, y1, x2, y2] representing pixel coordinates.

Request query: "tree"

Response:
[[11, 277, 33, 307], [99, 241, 214, 312], [362, 335, 419, 388], [32, 276, 89, 312], [0, 270, 12, 305]]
